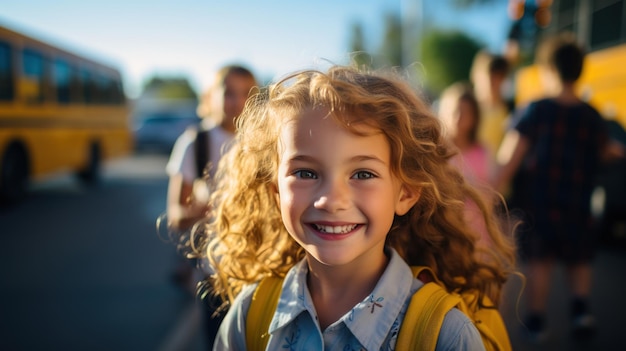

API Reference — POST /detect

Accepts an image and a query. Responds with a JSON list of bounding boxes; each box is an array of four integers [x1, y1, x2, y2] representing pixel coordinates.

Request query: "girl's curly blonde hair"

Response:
[[194, 65, 516, 311]]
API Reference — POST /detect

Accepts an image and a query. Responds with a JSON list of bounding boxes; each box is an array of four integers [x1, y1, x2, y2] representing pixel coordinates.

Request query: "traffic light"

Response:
[[508, 0, 552, 27], [508, 0, 525, 21], [534, 0, 552, 28]]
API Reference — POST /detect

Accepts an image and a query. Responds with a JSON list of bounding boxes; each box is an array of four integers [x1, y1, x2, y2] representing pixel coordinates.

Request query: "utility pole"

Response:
[[401, 0, 424, 67]]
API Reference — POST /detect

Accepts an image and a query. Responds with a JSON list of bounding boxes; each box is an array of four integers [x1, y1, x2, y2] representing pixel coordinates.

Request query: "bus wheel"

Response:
[[77, 143, 101, 184], [0, 144, 30, 204]]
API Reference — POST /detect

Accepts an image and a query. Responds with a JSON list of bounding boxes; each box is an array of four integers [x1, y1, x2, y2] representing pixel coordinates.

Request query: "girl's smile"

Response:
[[307, 222, 363, 241]]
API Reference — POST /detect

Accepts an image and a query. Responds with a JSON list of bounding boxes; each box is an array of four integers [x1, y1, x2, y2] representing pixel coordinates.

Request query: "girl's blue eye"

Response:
[[294, 170, 317, 179], [353, 171, 375, 180]]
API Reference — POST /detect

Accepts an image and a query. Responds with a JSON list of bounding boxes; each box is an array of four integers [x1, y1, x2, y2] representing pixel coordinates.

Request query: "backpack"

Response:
[[194, 127, 210, 179], [245, 266, 512, 351]]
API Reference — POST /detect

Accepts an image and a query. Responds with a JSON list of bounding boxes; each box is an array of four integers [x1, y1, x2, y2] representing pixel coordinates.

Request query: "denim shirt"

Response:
[[214, 249, 485, 351]]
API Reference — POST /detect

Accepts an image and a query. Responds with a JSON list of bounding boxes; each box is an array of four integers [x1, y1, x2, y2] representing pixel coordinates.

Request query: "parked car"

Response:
[[133, 112, 201, 153]]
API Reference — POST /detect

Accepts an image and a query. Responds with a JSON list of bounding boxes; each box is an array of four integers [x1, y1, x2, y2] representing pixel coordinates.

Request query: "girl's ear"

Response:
[[395, 186, 421, 216]]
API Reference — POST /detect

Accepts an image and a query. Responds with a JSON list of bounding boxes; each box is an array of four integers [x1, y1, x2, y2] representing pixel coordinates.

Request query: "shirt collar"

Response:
[[268, 249, 416, 350], [343, 249, 414, 349], [269, 258, 310, 333]]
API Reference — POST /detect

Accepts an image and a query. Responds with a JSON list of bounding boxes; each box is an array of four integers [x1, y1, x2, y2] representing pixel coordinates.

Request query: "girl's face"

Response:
[[276, 108, 418, 269], [212, 73, 256, 132]]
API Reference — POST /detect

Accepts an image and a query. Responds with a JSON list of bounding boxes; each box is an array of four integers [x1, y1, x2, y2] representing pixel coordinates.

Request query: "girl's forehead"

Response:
[[277, 107, 387, 151], [281, 106, 372, 128], [277, 108, 382, 147], [278, 108, 334, 136]]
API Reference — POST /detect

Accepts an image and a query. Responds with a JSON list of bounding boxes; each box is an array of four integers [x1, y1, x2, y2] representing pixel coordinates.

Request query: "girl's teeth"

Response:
[[315, 224, 357, 234]]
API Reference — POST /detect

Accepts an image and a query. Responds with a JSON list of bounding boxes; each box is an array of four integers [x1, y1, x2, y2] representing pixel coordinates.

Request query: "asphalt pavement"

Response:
[[0, 153, 207, 351]]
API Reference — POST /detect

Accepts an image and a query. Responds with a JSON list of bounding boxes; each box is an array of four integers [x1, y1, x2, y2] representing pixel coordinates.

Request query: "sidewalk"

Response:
[[502, 246, 626, 350]]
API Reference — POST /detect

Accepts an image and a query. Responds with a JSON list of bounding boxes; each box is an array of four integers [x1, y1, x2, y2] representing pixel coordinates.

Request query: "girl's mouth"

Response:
[[312, 223, 359, 234]]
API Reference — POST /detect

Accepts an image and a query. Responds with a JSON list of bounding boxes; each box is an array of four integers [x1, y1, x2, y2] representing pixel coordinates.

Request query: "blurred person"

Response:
[[165, 64, 258, 347], [493, 32, 626, 342], [167, 65, 258, 231], [438, 81, 495, 251], [439, 82, 493, 188], [470, 50, 512, 159], [199, 65, 516, 350]]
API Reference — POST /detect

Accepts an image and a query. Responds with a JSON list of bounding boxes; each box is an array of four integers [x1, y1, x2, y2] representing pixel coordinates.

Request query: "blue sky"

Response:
[[1, 0, 511, 98]]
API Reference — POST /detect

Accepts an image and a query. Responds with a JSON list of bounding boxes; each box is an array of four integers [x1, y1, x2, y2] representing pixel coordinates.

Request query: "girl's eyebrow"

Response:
[[351, 155, 387, 165], [287, 154, 386, 165], [286, 154, 316, 163]]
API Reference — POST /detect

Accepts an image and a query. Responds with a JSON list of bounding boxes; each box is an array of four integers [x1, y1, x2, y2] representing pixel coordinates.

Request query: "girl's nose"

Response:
[[314, 179, 351, 213]]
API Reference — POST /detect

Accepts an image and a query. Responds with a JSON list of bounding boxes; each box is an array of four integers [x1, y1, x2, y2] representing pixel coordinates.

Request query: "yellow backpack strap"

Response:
[[467, 296, 512, 351], [396, 267, 461, 351], [246, 276, 284, 351]]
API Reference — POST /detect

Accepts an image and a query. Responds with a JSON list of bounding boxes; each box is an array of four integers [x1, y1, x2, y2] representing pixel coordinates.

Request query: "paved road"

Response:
[[1, 152, 625, 350], [0, 152, 206, 351], [502, 248, 626, 350]]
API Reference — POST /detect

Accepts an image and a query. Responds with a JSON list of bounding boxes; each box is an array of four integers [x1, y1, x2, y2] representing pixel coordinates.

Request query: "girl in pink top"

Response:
[[438, 82, 495, 249]]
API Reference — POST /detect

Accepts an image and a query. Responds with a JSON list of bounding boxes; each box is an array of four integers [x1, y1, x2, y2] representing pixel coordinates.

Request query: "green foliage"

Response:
[[138, 1, 495, 100], [379, 13, 403, 67], [419, 30, 483, 95], [346, 9, 485, 96], [348, 22, 373, 69], [347, 13, 403, 70], [142, 76, 198, 100]]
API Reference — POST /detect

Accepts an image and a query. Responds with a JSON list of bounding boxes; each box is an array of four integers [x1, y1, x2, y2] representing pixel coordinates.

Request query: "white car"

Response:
[[133, 113, 201, 153]]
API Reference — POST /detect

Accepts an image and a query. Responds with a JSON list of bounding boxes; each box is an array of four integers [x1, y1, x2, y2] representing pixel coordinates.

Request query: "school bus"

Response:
[[513, 0, 626, 129], [0, 23, 132, 204]]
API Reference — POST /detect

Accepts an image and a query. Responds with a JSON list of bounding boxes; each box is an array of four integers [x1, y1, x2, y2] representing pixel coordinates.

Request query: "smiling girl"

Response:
[[198, 65, 516, 350]]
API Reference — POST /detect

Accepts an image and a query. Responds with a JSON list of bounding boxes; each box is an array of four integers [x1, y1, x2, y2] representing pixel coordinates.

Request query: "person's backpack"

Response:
[[194, 127, 210, 179], [245, 266, 512, 351]]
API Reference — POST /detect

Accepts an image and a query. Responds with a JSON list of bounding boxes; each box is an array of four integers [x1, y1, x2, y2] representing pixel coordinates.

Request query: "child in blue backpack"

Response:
[[198, 65, 516, 350]]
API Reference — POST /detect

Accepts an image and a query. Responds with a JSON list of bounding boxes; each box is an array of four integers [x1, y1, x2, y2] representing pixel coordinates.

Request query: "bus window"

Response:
[[53, 58, 70, 104], [80, 67, 94, 103], [114, 79, 124, 104], [555, 0, 576, 31], [100, 74, 124, 104], [69, 64, 82, 103], [21, 48, 47, 104], [93, 72, 119, 104], [590, 0, 623, 49], [0, 41, 13, 101]]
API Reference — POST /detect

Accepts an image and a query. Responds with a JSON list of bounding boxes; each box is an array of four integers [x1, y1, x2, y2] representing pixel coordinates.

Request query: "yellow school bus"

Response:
[[0, 23, 132, 203]]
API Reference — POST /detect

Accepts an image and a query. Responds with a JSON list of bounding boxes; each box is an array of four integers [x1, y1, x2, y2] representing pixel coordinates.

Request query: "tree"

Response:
[[378, 13, 403, 67], [348, 21, 373, 68], [141, 76, 198, 100], [347, 3, 486, 95], [348, 14, 403, 69], [419, 30, 483, 95]]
